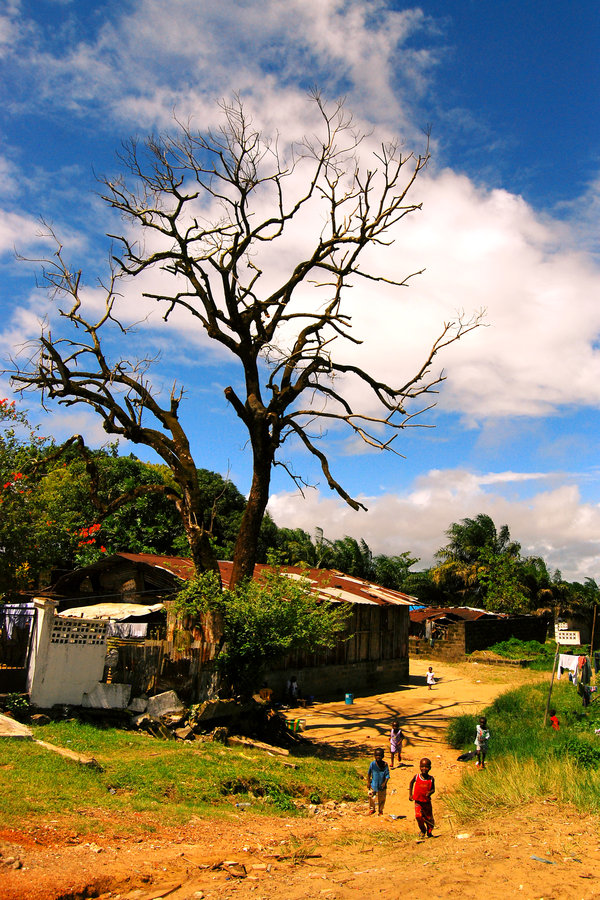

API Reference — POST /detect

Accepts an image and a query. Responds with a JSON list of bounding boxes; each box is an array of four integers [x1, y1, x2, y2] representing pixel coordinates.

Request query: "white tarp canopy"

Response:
[[58, 602, 164, 621]]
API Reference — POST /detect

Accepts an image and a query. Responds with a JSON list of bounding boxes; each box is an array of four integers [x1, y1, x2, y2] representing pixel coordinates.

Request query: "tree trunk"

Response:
[[185, 521, 221, 582], [230, 453, 272, 588]]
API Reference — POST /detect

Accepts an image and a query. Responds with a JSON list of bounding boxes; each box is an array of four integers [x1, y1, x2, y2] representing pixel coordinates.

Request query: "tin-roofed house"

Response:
[[409, 606, 547, 660], [45, 553, 416, 701]]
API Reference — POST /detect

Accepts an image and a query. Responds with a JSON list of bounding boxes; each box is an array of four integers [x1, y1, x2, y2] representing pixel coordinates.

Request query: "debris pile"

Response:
[[128, 691, 304, 750]]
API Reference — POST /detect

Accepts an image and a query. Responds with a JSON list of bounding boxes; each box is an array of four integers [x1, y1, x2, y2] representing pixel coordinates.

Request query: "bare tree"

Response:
[[9, 94, 480, 587]]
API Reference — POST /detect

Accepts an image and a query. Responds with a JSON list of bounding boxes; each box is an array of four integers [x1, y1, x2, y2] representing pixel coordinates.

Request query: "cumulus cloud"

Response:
[[2, 0, 600, 583], [268, 469, 600, 582], [0, 0, 435, 135], [2, 0, 599, 430], [0, 209, 52, 255]]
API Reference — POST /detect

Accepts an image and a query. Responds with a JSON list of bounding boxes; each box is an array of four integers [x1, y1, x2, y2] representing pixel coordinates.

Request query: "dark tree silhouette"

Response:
[[8, 94, 480, 586]]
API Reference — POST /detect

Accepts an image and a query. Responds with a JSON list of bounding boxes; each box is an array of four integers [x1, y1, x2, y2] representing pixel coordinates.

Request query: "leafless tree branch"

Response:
[[6, 95, 482, 586]]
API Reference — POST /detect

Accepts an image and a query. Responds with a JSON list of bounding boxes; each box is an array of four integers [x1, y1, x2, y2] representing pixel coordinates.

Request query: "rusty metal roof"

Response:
[[50, 552, 420, 608], [115, 552, 196, 581], [410, 606, 499, 623], [217, 561, 418, 607], [115, 554, 418, 607]]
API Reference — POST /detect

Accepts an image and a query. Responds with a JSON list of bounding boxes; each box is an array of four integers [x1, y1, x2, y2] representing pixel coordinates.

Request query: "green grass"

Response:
[[487, 637, 555, 660], [0, 721, 361, 835], [445, 677, 600, 822]]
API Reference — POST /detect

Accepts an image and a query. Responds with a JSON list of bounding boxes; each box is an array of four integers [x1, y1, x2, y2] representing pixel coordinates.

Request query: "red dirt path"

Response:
[[2, 657, 599, 900]]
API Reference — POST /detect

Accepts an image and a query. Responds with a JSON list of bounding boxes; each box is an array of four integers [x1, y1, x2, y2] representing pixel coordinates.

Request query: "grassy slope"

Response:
[[0, 721, 362, 835], [445, 678, 600, 821]]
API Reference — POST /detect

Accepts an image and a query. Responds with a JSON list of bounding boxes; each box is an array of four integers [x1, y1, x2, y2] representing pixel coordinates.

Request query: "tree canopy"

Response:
[[175, 564, 351, 696], [1, 411, 597, 621], [429, 513, 600, 615]]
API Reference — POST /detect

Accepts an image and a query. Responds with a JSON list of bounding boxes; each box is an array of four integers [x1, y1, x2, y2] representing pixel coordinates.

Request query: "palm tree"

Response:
[[432, 514, 522, 607], [437, 514, 520, 564]]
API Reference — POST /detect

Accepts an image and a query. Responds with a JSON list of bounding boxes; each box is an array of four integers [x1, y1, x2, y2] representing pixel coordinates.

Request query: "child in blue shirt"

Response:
[[367, 747, 390, 815]]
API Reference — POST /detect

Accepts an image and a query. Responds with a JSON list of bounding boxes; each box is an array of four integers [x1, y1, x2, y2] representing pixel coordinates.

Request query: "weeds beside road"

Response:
[[0, 721, 362, 837]]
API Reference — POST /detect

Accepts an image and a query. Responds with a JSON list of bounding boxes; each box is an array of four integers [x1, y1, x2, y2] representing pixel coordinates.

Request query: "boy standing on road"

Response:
[[367, 747, 390, 815], [409, 757, 436, 838]]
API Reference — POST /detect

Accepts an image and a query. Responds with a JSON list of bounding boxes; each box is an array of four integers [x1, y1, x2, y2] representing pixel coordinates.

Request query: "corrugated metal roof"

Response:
[[51, 552, 420, 609], [217, 561, 418, 607], [115, 554, 418, 607], [410, 606, 497, 623], [116, 552, 196, 581]]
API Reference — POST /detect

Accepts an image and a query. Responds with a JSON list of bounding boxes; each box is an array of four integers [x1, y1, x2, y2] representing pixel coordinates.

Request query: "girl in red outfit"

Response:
[[409, 757, 436, 838]]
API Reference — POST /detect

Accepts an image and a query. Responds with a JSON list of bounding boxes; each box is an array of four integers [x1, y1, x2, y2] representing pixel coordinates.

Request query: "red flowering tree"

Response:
[[0, 401, 190, 592]]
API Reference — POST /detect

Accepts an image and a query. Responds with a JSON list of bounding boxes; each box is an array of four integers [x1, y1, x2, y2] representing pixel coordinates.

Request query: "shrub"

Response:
[[447, 715, 477, 749], [488, 637, 554, 660], [2, 693, 29, 722], [175, 563, 351, 696], [561, 736, 600, 769]]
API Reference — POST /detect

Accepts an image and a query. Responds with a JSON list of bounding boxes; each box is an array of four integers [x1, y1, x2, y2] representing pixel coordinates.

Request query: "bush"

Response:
[[175, 563, 351, 696], [488, 637, 554, 660], [2, 693, 29, 722], [561, 736, 600, 769], [447, 715, 477, 750]]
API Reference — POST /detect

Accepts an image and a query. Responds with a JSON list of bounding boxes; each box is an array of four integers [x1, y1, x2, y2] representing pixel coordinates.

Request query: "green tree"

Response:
[[175, 563, 351, 696], [373, 552, 419, 590], [431, 514, 524, 607], [0, 399, 69, 591], [475, 547, 530, 614], [1, 403, 212, 590], [437, 514, 520, 565], [401, 569, 445, 606], [273, 527, 320, 567], [326, 536, 375, 579]]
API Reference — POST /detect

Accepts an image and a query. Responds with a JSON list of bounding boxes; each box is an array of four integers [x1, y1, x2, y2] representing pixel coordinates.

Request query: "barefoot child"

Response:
[[426, 666, 436, 690], [475, 715, 490, 768], [367, 747, 390, 815], [409, 757, 435, 838], [390, 720, 403, 768]]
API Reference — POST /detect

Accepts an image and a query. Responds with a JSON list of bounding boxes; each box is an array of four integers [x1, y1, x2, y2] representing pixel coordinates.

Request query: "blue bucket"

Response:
[[345, 693, 354, 705]]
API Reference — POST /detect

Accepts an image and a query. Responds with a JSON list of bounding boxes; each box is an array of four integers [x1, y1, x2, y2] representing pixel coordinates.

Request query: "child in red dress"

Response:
[[409, 757, 436, 838]]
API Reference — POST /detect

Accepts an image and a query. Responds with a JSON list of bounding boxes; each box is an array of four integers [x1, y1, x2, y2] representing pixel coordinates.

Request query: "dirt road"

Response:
[[2, 657, 600, 900]]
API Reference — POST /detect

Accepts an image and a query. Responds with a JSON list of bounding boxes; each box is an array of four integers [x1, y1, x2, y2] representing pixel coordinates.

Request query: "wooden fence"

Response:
[[104, 638, 221, 702]]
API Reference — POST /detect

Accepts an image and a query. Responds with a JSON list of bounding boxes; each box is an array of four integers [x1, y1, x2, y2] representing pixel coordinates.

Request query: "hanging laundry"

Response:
[[579, 656, 592, 685], [557, 653, 579, 681]]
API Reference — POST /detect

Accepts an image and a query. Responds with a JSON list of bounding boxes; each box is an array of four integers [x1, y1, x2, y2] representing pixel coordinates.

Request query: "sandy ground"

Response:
[[2, 657, 600, 900]]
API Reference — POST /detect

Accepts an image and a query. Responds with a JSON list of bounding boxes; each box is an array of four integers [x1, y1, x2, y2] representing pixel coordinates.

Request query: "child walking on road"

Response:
[[426, 666, 436, 690], [409, 757, 436, 838], [390, 720, 403, 768], [367, 747, 390, 815], [475, 715, 490, 768]]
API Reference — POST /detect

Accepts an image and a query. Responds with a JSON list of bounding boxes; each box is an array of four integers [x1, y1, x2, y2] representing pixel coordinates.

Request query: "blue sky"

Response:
[[1, 0, 600, 579]]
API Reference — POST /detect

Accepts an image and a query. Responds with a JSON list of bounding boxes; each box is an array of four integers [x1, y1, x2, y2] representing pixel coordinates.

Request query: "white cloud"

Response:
[[0, 209, 52, 255], [268, 468, 600, 582], [2, 0, 434, 135], [5, 102, 600, 435], [2, 0, 599, 430]]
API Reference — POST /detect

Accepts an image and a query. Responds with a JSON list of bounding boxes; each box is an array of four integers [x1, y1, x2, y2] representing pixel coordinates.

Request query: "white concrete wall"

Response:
[[28, 599, 109, 708]]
